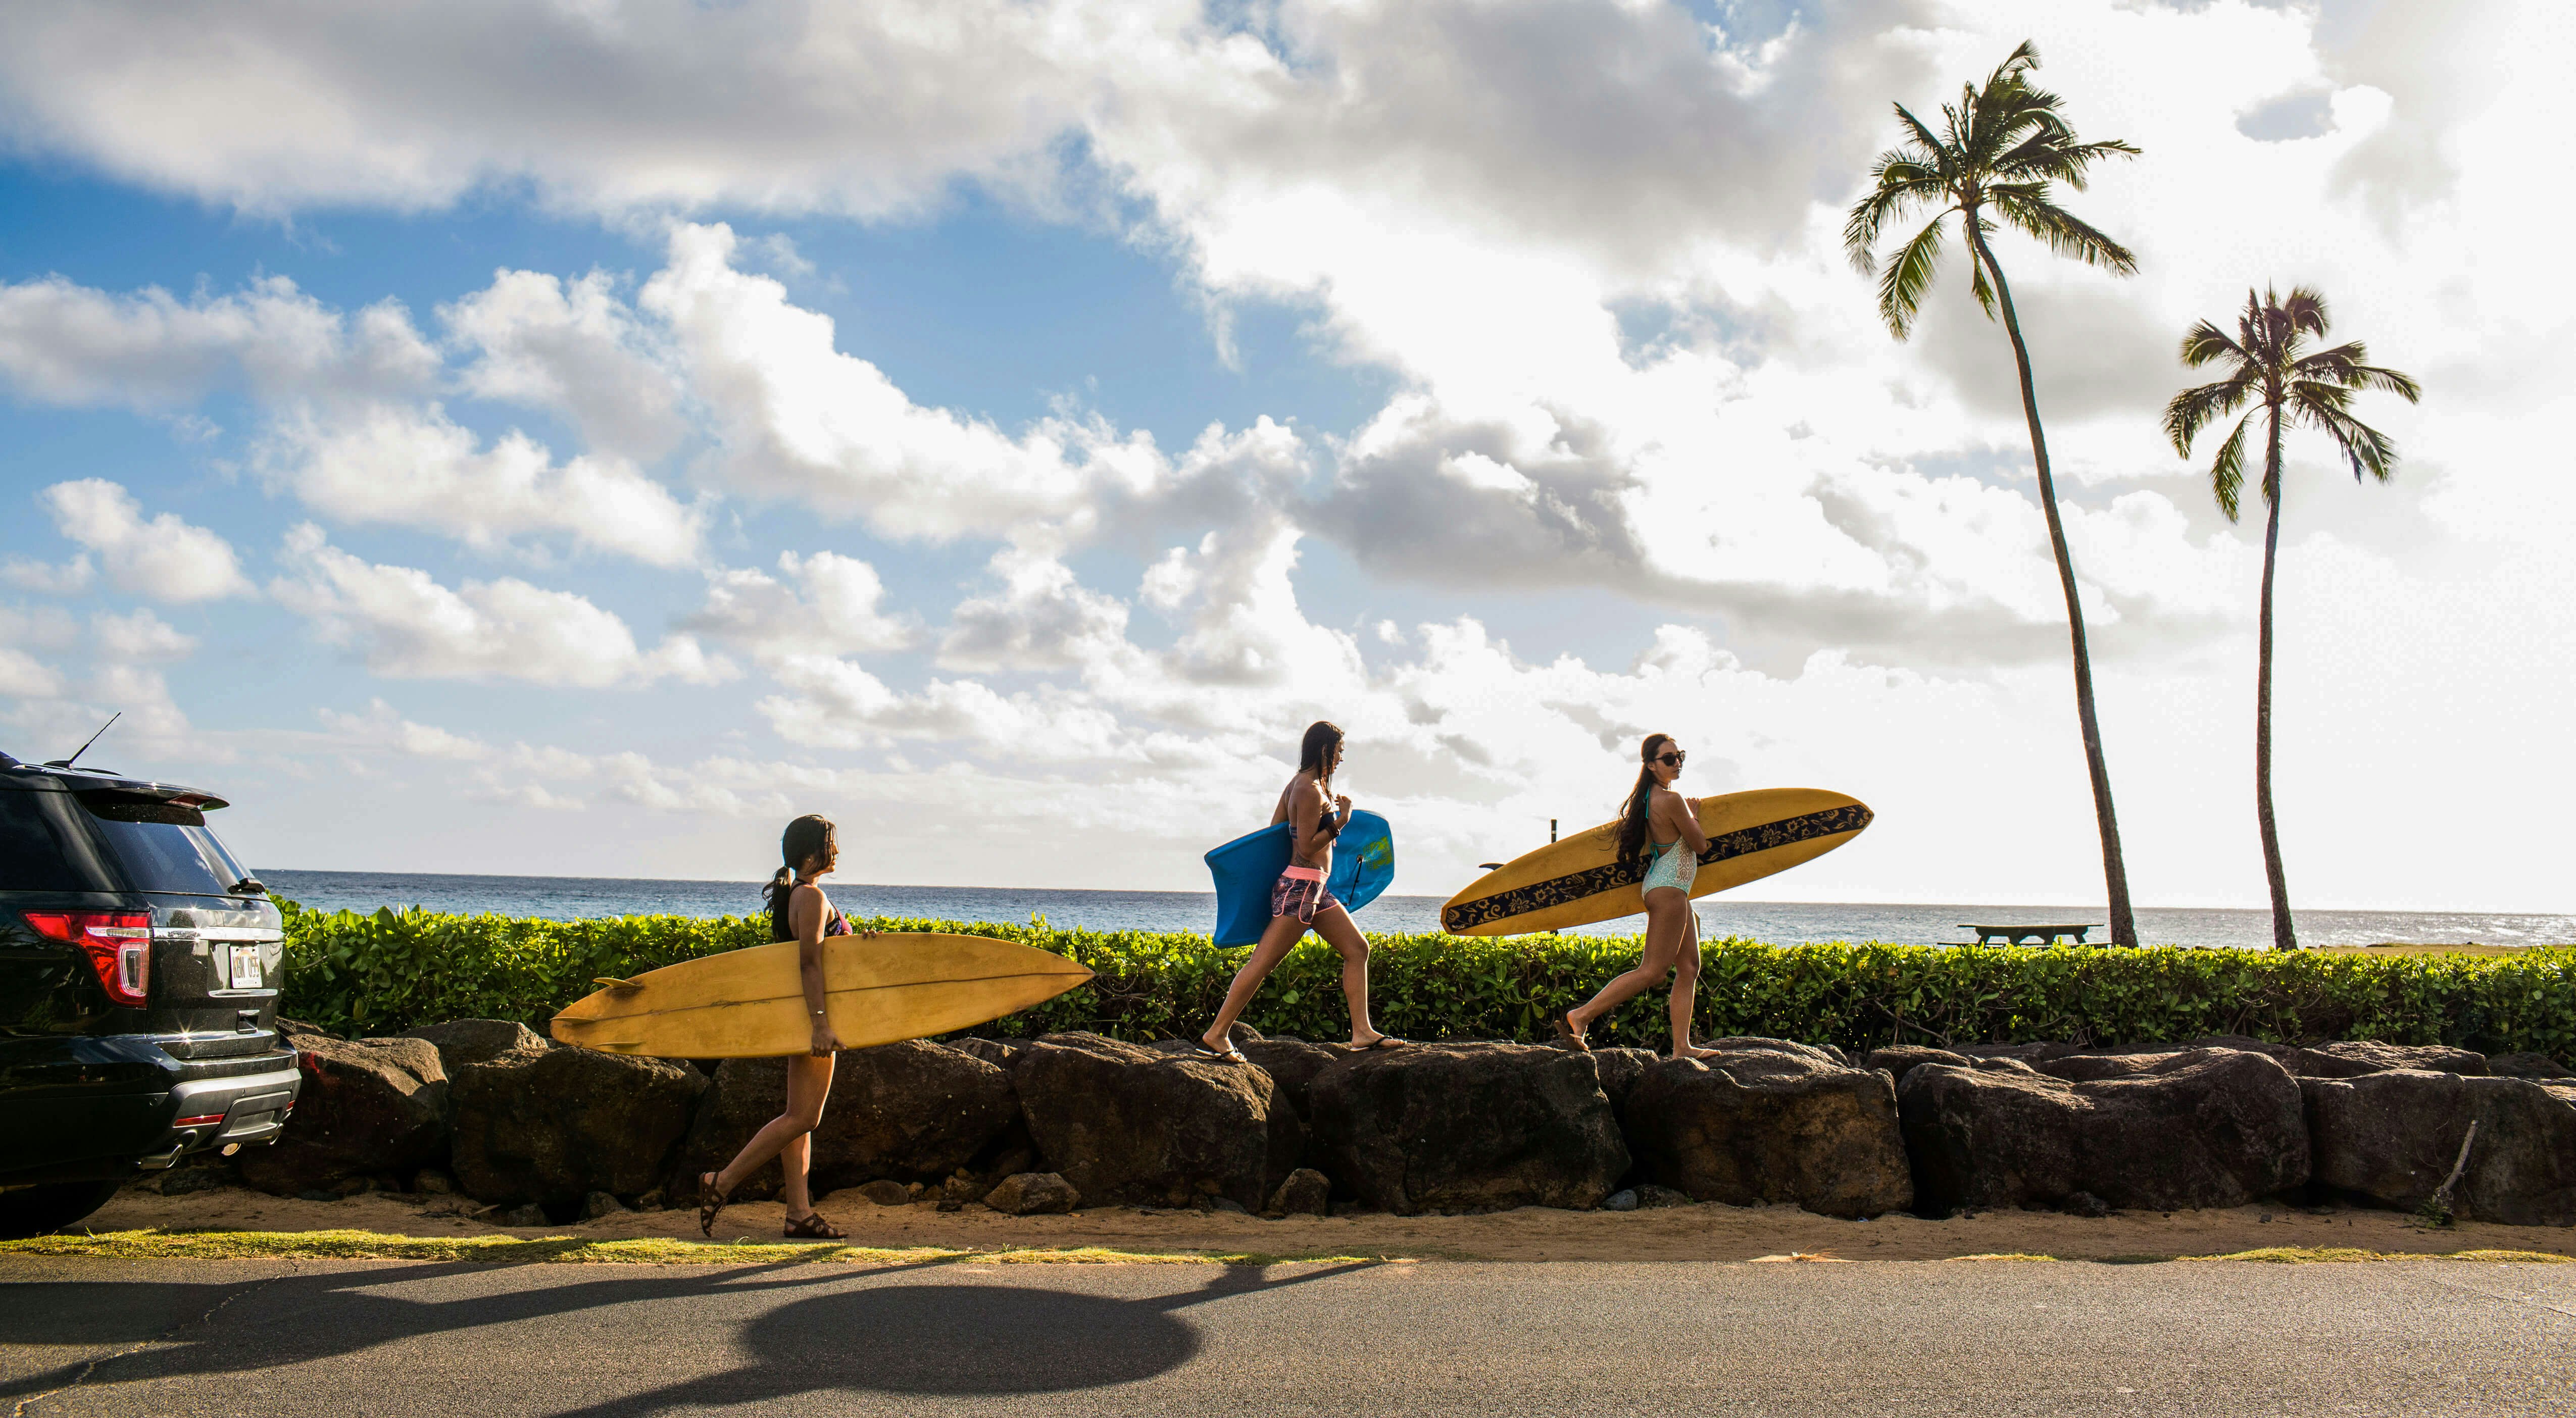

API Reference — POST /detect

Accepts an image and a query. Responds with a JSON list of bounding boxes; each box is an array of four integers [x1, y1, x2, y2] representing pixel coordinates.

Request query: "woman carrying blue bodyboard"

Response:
[[1194, 721, 1408, 1059]]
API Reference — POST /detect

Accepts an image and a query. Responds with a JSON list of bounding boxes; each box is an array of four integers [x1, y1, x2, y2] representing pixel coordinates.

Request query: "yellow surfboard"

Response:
[[548, 932, 1093, 1059], [1441, 788, 1873, 936]]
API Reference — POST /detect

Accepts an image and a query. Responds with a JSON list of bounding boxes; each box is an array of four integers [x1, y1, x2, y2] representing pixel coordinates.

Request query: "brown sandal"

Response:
[[697, 1172, 729, 1237], [783, 1210, 847, 1240]]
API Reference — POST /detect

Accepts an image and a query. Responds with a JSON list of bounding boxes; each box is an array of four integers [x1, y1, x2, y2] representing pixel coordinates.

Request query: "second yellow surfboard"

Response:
[[549, 931, 1092, 1059], [1441, 787, 1873, 936]]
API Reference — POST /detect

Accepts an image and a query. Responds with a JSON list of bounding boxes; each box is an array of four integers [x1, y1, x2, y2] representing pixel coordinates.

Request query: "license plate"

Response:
[[228, 944, 263, 989]]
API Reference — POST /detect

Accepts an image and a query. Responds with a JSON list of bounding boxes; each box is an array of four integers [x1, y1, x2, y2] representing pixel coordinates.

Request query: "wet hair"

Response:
[[763, 814, 837, 911], [1616, 734, 1676, 865], [1298, 721, 1345, 843]]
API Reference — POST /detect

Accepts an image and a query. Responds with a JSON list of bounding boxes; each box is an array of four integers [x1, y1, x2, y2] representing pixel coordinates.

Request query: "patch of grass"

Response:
[[0, 1229, 1397, 1268], [2181, 1246, 2572, 1264]]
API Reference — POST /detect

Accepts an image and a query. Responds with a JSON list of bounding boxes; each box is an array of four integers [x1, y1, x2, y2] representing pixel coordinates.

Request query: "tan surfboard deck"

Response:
[[549, 931, 1093, 1059], [1441, 787, 1874, 937]]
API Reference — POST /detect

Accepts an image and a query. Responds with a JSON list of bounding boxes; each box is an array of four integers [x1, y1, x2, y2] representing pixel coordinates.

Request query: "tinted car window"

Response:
[[0, 789, 112, 891], [75, 795, 251, 896]]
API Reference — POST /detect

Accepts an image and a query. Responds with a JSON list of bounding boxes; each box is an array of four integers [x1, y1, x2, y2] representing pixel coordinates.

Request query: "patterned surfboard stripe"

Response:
[[1440, 803, 1874, 934]]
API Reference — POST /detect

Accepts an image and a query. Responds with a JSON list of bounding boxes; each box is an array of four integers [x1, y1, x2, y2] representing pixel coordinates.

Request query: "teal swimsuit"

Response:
[[1641, 837, 1694, 895]]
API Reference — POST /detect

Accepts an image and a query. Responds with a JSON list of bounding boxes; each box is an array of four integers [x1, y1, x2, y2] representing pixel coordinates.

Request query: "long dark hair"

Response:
[[1298, 721, 1345, 843], [1616, 734, 1674, 865], [763, 814, 836, 911]]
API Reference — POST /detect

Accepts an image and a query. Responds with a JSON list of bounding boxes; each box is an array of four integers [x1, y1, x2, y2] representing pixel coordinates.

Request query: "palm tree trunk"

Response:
[[2255, 411, 2297, 949], [1964, 218, 2138, 947]]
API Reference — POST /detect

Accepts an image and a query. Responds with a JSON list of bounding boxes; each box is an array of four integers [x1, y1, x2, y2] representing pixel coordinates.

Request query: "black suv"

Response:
[[0, 750, 299, 1237]]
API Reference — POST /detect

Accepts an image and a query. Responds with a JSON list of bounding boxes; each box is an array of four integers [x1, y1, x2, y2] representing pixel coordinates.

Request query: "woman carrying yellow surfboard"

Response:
[[1194, 721, 1408, 1060], [695, 813, 874, 1239], [1550, 734, 1721, 1057]]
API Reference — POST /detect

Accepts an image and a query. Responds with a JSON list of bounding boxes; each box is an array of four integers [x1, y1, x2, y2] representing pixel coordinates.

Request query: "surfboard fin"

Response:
[[592, 976, 645, 990]]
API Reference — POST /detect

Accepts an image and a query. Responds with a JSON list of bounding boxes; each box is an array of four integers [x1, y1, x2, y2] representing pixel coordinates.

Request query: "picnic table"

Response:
[[1959, 923, 2104, 946]]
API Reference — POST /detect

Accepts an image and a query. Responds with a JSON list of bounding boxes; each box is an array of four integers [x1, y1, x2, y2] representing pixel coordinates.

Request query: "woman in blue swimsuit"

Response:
[[1552, 734, 1719, 1057], [698, 814, 873, 1239]]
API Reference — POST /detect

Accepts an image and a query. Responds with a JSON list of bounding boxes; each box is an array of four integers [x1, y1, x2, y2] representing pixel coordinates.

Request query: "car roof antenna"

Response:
[[45, 712, 120, 770]]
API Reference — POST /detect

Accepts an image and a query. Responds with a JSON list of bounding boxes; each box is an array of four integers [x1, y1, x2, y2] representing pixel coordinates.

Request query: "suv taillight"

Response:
[[23, 910, 153, 1006]]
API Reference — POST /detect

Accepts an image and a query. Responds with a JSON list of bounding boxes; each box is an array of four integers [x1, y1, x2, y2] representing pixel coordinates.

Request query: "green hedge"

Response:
[[273, 902, 2576, 1059]]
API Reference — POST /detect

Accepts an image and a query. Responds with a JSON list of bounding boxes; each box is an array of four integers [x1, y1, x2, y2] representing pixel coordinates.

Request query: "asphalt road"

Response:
[[3, 1256, 2571, 1417]]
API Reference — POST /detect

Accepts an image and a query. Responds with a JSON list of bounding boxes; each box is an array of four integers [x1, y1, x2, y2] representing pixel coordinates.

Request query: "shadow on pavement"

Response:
[[0, 1255, 1381, 1409]]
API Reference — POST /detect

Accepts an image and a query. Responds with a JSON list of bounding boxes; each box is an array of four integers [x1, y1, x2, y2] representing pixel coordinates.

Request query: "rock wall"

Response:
[[227, 1022, 2576, 1226]]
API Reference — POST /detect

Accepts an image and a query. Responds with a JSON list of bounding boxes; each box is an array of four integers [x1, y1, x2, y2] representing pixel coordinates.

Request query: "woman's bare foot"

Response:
[[1671, 1043, 1722, 1060]]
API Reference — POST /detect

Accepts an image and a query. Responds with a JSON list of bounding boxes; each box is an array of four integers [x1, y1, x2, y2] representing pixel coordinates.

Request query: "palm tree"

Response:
[[1844, 41, 2145, 947], [2163, 287, 2420, 950]]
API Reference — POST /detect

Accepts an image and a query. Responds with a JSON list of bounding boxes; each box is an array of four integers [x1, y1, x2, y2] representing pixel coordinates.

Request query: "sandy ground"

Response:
[[78, 1183, 2576, 1263]]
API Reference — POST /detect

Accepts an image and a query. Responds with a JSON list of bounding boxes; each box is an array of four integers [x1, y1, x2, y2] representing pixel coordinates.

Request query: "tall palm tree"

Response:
[[2163, 287, 2420, 950], [1844, 41, 2145, 946]]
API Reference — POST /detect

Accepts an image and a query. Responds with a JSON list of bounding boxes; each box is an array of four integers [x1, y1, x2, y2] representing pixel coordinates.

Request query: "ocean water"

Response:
[[260, 870, 2574, 951]]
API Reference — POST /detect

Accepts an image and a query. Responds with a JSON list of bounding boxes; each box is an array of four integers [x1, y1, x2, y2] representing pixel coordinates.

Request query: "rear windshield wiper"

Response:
[[230, 877, 268, 896]]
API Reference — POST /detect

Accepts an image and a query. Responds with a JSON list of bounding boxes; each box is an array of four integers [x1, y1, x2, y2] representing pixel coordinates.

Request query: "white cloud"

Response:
[[269, 523, 734, 687], [38, 479, 252, 602], [0, 1, 1095, 216], [256, 403, 706, 567], [682, 550, 915, 662], [0, 273, 435, 410], [641, 222, 1170, 539], [317, 698, 490, 761], [1, 552, 94, 595], [0, 646, 66, 701], [90, 608, 197, 662], [440, 268, 686, 460]]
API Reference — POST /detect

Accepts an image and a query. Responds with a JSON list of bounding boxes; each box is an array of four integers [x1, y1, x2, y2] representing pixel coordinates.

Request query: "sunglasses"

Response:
[[1655, 751, 1687, 766]]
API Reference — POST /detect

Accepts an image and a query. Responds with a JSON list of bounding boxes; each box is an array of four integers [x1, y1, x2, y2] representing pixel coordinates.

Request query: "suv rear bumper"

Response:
[[0, 1046, 299, 1186]]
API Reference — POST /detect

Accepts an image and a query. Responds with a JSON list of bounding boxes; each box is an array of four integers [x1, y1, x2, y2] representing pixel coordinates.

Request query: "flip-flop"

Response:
[[1190, 1037, 1249, 1063], [1353, 1035, 1410, 1050], [1549, 1009, 1591, 1053]]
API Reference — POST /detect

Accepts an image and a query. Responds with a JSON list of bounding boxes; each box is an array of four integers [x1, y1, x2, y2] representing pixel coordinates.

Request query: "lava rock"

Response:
[[1010, 1033, 1303, 1211], [2303, 1070, 2576, 1226], [480, 1202, 549, 1228], [1588, 1047, 1660, 1121], [449, 1039, 707, 1206], [949, 1037, 1022, 1069], [414, 1169, 456, 1194], [984, 1172, 1080, 1216], [1635, 1183, 1694, 1209], [856, 1180, 911, 1206], [1266, 1167, 1330, 1216], [2483, 1053, 2572, 1081], [580, 1190, 628, 1221], [1863, 1046, 1972, 1086], [1625, 1039, 1912, 1219], [238, 1035, 449, 1197], [1239, 1039, 1343, 1122], [1899, 1048, 2309, 1213], [1602, 1188, 1640, 1212], [1308, 1042, 1627, 1215], [2289, 1041, 2488, 1079], [666, 1040, 1019, 1202], [401, 1019, 549, 1072]]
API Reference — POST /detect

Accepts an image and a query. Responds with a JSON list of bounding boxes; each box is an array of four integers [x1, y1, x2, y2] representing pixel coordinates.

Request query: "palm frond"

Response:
[[1968, 233, 1997, 320], [2295, 342, 2422, 401], [1989, 189, 2139, 274], [2281, 286, 2330, 339], [2289, 379, 2357, 416], [1843, 162, 1949, 272], [1992, 136, 2142, 187], [2208, 409, 2257, 521], [2164, 373, 2258, 455], [2178, 319, 2246, 369], [2304, 402, 2401, 484], [1877, 213, 1951, 339], [1894, 102, 1949, 166]]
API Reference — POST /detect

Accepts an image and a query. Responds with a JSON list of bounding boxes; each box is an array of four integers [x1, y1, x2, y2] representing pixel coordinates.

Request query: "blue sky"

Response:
[[0, 0, 2566, 913]]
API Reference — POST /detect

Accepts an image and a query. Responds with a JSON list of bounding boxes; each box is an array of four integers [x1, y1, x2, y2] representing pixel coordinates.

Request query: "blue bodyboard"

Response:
[[1204, 809, 1395, 946]]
